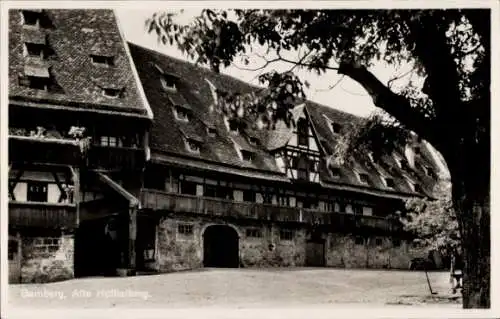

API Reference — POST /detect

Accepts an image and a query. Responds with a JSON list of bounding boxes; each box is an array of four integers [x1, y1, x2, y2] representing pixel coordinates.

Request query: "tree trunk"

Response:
[[452, 179, 490, 308]]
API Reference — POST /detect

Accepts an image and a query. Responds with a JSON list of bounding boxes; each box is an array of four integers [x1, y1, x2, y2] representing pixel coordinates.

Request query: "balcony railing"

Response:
[[86, 146, 146, 170], [9, 135, 82, 165], [140, 189, 402, 232], [9, 201, 77, 228]]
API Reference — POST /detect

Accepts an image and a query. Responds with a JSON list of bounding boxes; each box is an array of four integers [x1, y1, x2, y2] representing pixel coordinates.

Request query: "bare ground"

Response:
[[8, 268, 461, 309]]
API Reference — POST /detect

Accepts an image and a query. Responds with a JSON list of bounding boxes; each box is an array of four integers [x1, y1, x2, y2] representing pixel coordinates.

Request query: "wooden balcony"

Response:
[[86, 146, 146, 170], [9, 201, 77, 229], [140, 189, 401, 232], [9, 135, 82, 165]]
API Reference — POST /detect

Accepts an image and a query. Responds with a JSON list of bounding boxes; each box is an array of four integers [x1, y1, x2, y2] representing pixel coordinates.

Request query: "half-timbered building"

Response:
[[8, 9, 448, 283]]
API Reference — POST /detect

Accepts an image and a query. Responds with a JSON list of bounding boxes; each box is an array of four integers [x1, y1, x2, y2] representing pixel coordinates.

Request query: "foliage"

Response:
[[401, 181, 460, 254], [147, 8, 491, 308]]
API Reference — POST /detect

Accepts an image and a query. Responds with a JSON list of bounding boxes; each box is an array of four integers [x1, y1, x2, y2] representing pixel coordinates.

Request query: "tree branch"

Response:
[[337, 61, 436, 144]]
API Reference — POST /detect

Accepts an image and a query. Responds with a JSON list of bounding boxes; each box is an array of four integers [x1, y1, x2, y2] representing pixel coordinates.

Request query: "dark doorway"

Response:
[[203, 225, 239, 268], [306, 240, 325, 266], [74, 217, 123, 277]]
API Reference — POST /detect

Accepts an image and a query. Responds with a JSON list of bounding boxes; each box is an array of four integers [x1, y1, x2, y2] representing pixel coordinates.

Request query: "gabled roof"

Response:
[[128, 42, 282, 177], [127, 42, 442, 198], [8, 9, 149, 117]]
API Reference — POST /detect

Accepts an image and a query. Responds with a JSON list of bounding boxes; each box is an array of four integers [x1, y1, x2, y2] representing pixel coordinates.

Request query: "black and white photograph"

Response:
[[0, 1, 498, 318]]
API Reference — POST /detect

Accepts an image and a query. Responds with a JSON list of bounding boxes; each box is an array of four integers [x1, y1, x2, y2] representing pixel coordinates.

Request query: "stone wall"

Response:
[[325, 233, 428, 269], [153, 216, 428, 272], [20, 233, 74, 283]]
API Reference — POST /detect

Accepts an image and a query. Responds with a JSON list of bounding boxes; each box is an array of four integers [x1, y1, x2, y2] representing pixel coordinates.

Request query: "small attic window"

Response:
[[229, 120, 239, 134], [414, 146, 421, 155], [248, 137, 259, 145], [186, 139, 201, 153], [331, 122, 342, 134], [385, 178, 395, 188], [423, 165, 434, 177], [102, 88, 122, 98], [19, 75, 50, 91], [160, 76, 177, 91], [207, 127, 217, 137], [241, 150, 255, 162], [359, 173, 370, 185], [25, 43, 45, 59], [414, 184, 424, 193], [21, 10, 41, 27], [91, 55, 114, 66], [174, 105, 190, 121], [331, 167, 342, 178]]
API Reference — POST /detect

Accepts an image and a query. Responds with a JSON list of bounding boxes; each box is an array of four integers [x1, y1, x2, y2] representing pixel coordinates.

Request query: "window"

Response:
[[385, 178, 395, 188], [8, 240, 18, 260], [229, 120, 239, 134], [25, 43, 44, 58], [423, 165, 433, 177], [246, 228, 262, 238], [180, 181, 197, 195], [160, 76, 177, 91], [174, 106, 190, 121], [280, 229, 294, 241], [359, 173, 370, 185], [91, 55, 114, 66], [331, 122, 342, 134], [33, 237, 60, 253], [22, 76, 49, 91], [177, 224, 193, 235], [331, 167, 341, 178], [393, 238, 401, 247], [375, 238, 383, 246], [243, 189, 255, 202], [103, 88, 122, 98], [207, 127, 217, 137], [186, 139, 201, 153], [296, 155, 309, 181], [100, 136, 122, 147], [27, 181, 48, 202], [21, 10, 40, 26], [297, 118, 308, 146], [355, 236, 364, 245], [414, 146, 421, 155], [414, 184, 424, 193], [248, 137, 259, 145], [241, 150, 254, 162]]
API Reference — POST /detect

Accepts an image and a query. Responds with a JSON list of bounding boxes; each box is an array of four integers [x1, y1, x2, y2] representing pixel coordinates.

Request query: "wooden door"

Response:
[[9, 238, 21, 283], [306, 240, 325, 267]]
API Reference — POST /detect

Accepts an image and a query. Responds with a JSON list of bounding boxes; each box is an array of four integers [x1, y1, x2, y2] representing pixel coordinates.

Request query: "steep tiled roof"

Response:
[[127, 42, 441, 198], [128, 43, 282, 176], [9, 9, 148, 116]]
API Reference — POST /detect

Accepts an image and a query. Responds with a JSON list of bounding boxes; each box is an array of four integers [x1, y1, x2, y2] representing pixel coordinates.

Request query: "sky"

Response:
[[115, 8, 417, 118]]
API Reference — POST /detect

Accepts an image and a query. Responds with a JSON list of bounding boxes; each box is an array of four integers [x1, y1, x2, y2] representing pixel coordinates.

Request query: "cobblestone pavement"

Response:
[[8, 268, 461, 309]]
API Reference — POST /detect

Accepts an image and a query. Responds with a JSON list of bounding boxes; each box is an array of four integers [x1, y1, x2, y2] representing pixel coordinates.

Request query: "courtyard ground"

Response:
[[8, 268, 461, 309]]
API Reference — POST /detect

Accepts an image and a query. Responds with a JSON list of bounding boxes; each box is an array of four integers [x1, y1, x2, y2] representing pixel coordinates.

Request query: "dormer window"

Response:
[[359, 173, 370, 185], [241, 150, 254, 162], [385, 178, 395, 188], [297, 118, 308, 146], [331, 122, 342, 134], [174, 105, 190, 121], [414, 184, 424, 193], [229, 120, 239, 134], [25, 42, 45, 59], [21, 10, 41, 27], [331, 168, 342, 179], [102, 88, 122, 98], [91, 54, 114, 66], [161, 76, 177, 91], [21, 76, 48, 91], [207, 127, 217, 137], [186, 139, 201, 153], [248, 137, 259, 146]]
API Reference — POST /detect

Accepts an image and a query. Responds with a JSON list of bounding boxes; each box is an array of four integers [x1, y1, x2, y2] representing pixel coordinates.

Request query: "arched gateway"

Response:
[[203, 225, 239, 268]]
